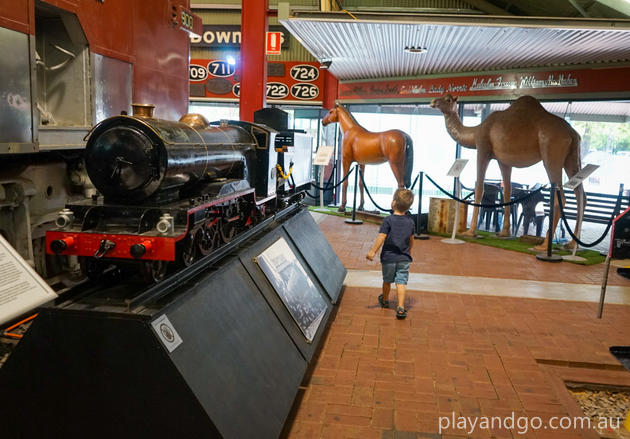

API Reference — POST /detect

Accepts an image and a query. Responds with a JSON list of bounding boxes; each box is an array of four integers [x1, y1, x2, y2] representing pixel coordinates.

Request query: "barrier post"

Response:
[[598, 255, 612, 318], [536, 183, 562, 262], [345, 165, 363, 225], [414, 171, 429, 240]]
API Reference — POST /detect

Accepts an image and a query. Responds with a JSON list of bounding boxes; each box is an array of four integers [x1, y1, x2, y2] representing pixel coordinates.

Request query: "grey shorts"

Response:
[[382, 261, 410, 285]]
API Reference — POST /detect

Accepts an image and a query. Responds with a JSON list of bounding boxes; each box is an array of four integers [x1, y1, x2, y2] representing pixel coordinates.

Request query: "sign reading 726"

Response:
[[291, 83, 319, 100]]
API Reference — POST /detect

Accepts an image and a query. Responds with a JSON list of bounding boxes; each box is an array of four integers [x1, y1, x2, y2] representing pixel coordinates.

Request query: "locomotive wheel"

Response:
[[142, 260, 168, 283], [221, 204, 240, 243], [198, 219, 221, 256], [179, 233, 196, 267], [221, 220, 236, 243]]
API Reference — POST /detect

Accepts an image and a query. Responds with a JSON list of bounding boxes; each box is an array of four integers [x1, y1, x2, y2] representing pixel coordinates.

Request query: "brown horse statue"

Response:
[[430, 94, 585, 250], [322, 104, 414, 212]]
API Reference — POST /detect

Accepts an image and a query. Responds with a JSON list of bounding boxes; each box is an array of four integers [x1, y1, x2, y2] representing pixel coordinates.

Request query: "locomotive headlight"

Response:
[[156, 213, 174, 235], [55, 208, 75, 229]]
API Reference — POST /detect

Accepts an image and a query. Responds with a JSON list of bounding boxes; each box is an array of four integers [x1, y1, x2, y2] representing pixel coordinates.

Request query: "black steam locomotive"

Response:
[[46, 105, 313, 282]]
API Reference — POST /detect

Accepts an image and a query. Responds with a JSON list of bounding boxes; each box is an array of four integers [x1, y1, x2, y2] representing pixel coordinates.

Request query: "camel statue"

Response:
[[430, 94, 584, 249], [322, 104, 413, 212]]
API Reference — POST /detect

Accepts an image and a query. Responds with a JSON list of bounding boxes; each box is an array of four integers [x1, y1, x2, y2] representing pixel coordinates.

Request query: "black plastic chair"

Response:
[[514, 183, 545, 236], [478, 182, 502, 232]]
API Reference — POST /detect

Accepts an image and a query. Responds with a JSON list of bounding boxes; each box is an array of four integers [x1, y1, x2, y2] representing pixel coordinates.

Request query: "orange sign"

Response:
[[266, 32, 282, 55]]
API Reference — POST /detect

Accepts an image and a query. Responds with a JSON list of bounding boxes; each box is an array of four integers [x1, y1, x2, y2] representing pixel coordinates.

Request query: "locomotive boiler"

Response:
[[46, 105, 310, 282]]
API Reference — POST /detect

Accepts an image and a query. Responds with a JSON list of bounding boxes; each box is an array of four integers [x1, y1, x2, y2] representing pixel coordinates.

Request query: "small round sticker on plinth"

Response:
[[151, 314, 183, 352]]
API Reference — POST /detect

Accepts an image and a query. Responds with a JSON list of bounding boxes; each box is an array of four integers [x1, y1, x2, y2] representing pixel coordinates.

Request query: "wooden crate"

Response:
[[427, 197, 468, 234]]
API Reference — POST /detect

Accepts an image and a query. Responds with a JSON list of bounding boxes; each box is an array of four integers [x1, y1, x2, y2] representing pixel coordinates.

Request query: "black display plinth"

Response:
[[0, 208, 345, 439]]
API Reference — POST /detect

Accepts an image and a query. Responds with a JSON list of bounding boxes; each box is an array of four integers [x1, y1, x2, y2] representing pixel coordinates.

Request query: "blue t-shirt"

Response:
[[379, 214, 415, 263]]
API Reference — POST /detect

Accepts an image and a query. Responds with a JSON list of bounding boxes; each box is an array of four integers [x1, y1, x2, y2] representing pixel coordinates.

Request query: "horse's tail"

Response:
[[403, 133, 414, 188]]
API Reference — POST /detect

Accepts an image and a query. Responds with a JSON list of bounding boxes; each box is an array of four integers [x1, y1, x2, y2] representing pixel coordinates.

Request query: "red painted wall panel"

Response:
[[1, 0, 192, 119], [0, 0, 31, 34], [74, 0, 134, 62], [76, 0, 190, 118], [132, 0, 190, 118]]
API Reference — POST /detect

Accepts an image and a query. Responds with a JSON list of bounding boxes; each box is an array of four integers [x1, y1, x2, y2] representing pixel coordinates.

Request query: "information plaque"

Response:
[[446, 158, 469, 178], [0, 235, 57, 325], [564, 163, 599, 190], [256, 237, 327, 342]]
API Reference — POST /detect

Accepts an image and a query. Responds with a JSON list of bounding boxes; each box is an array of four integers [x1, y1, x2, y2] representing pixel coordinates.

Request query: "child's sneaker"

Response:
[[378, 294, 389, 308], [396, 306, 407, 319]]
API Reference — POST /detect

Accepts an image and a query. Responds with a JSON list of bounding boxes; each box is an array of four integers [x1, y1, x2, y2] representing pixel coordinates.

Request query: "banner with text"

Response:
[[339, 66, 630, 102], [190, 59, 324, 104]]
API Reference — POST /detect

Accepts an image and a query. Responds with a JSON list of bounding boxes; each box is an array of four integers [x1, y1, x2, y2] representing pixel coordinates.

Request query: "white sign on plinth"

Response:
[[0, 234, 57, 326], [446, 158, 469, 178], [563, 164, 599, 261], [442, 159, 469, 245], [564, 163, 599, 190], [313, 145, 334, 210]]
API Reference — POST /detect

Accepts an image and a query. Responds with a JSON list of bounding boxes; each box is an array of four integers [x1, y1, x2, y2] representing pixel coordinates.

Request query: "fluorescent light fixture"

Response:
[[320, 60, 332, 69], [404, 46, 427, 54]]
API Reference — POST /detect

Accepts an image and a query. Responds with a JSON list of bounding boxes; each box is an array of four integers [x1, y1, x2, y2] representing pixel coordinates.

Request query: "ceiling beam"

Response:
[[568, 0, 591, 17], [464, 0, 513, 15], [595, 0, 630, 17]]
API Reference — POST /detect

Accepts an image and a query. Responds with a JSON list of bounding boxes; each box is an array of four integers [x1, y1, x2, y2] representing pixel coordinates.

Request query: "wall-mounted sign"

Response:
[[290, 64, 319, 82], [190, 59, 324, 104], [190, 25, 290, 49], [291, 83, 319, 100], [175, 5, 202, 36], [338, 66, 630, 102], [266, 32, 282, 55]]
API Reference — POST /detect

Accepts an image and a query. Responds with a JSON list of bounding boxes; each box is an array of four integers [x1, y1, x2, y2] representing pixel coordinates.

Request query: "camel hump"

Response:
[[512, 95, 545, 109]]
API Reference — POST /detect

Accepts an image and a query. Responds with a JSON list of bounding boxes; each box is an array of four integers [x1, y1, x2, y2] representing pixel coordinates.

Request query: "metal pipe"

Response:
[[351, 165, 358, 222], [598, 256, 611, 318], [546, 183, 556, 257]]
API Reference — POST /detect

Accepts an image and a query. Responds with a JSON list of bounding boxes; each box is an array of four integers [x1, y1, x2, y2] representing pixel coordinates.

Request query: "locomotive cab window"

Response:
[[35, 3, 90, 129]]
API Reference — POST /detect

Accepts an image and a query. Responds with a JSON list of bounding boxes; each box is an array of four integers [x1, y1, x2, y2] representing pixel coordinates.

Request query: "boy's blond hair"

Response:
[[393, 188, 414, 212]]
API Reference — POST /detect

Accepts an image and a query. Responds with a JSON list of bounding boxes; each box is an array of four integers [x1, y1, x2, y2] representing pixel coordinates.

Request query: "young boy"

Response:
[[366, 188, 415, 319]]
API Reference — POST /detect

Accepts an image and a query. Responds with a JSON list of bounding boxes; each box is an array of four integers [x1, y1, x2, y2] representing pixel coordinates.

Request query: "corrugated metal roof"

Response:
[[280, 12, 630, 80]]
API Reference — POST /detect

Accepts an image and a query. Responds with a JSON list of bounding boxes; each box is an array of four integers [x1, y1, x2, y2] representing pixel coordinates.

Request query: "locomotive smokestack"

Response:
[[132, 103, 155, 118]]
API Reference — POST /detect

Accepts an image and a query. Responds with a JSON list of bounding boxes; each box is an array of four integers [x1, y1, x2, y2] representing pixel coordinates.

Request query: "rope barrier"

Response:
[[358, 169, 393, 213], [555, 187, 623, 248], [310, 166, 354, 191], [409, 173, 420, 191], [304, 166, 354, 199], [424, 174, 546, 208]]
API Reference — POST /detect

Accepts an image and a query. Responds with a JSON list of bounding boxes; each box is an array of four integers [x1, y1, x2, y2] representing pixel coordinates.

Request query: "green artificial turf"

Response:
[[431, 230, 605, 265], [307, 206, 605, 265]]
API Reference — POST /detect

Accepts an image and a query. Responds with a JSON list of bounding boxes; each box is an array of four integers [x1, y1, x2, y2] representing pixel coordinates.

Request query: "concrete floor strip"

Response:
[[344, 269, 630, 305]]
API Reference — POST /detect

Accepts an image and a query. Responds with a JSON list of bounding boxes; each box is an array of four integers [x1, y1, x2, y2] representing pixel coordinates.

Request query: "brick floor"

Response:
[[319, 215, 628, 286], [284, 215, 630, 439]]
